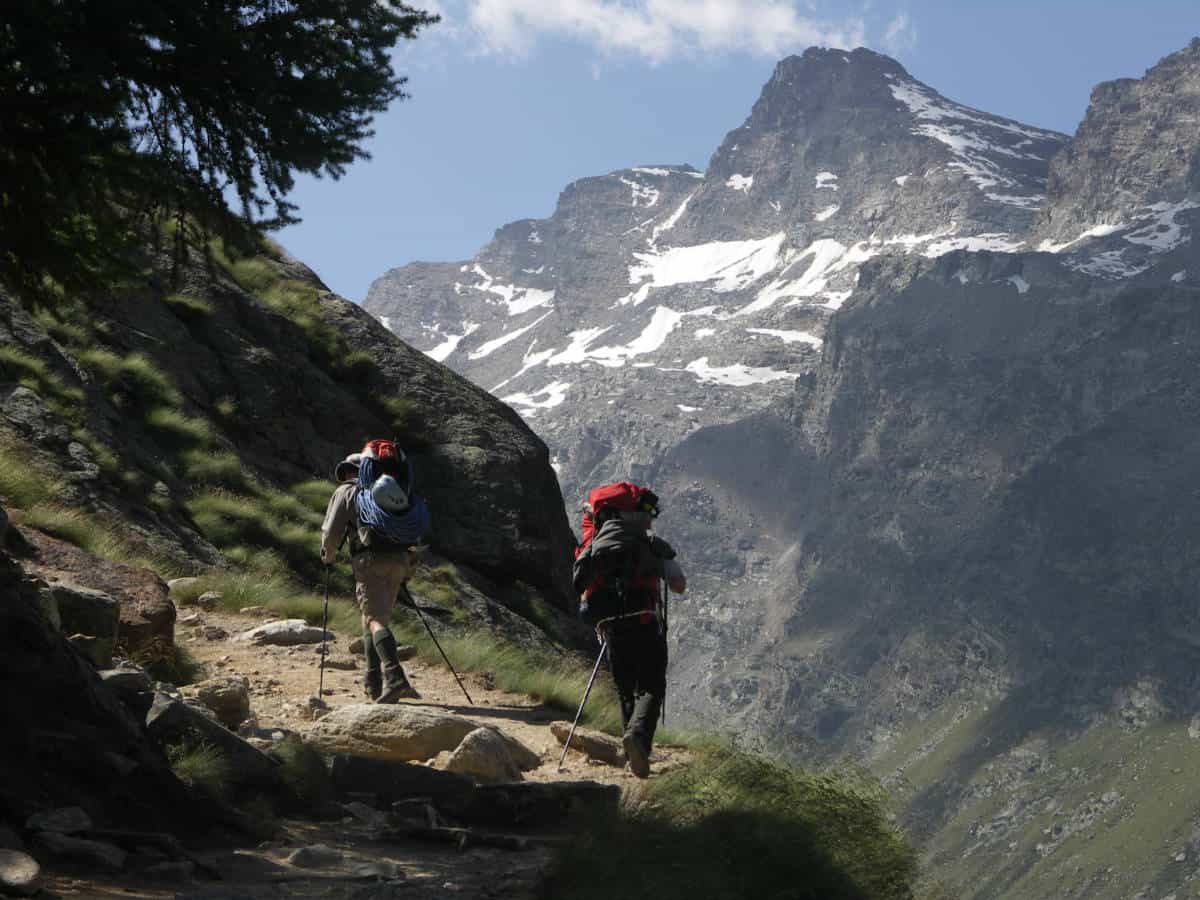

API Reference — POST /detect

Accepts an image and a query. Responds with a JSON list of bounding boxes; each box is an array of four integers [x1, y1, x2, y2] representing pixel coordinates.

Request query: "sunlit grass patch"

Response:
[[544, 746, 919, 900]]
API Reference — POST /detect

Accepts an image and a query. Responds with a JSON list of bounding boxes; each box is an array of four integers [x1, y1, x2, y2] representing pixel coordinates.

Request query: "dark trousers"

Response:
[[606, 620, 667, 749]]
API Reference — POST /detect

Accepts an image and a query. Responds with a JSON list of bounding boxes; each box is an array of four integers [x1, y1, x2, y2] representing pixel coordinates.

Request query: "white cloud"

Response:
[[882, 12, 916, 55], [459, 0, 866, 63]]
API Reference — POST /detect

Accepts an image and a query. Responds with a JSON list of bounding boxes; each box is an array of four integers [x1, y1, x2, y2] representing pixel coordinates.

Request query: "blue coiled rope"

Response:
[[356, 455, 431, 545]]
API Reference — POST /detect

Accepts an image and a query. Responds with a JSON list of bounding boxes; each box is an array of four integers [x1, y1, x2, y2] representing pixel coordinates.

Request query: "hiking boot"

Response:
[[623, 732, 650, 779], [364, 669, 382, 702], [376, 665, 420, 704]]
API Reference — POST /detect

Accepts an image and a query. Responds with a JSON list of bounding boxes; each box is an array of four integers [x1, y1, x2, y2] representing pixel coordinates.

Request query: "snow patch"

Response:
[[1037, 223, 1127, 253], [632, 167, 673, 177], [502, 381, 570, 417], [467, 264, 555, 316], [684, 357, 799, 387], [677, 404, 701, 412], [1172, 270, 1187, 283], [468, 311, 552, 360], [379, 316, 393, 333], [814, 205, 840, 222], [618, 176, 660, 208], [694, 328, 716, 339], [726, 174, 754, 194], [586, 306, 684, 366], [521, 265, 545, 275], [924, 234, 1025, 257], [740, 239, 856, 315], [888, 78, 1058, 207], [746, 328, 822, 348], [629, 233, 787, 294], [1006, 275, 1030, 294], [649, 192, 695, 246], [425, 322, 479, 363], [528, 230, 542, 244], [1123, 201, 1198, 252], [769, 200, 782, 213], [815, 172, 839, 190], [895, 175, 911, 186]]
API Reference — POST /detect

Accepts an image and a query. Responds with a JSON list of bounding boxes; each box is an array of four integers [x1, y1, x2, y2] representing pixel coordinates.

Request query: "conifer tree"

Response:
[[0, 0, 436, 298]]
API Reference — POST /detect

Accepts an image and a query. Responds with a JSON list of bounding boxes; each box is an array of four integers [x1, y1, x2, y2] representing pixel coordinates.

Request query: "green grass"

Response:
[[544, 746, 920, 900], [77, 348, 183, 411], [179, 449, 246, 489], [19, 504, 180, 574], [0, 442, 60, 508], [163, 292, 214, 317], [274, 736, 335, 809], [127, 637, 204, 686], [168, 743, 233, 800], [0, 346, 87, 427], [144, 406, 212, 448]]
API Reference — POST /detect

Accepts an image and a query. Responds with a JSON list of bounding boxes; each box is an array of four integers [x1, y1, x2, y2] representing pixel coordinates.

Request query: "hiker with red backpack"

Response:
[[572, 482, 686, 778], [321, 439, 431, 704]]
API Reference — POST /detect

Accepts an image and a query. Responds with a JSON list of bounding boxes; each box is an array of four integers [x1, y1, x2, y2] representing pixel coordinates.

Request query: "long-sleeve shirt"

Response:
[[320, 483, 358, 564]]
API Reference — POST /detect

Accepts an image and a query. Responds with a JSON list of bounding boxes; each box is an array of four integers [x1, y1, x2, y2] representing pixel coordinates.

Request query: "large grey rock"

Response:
[[443, 728, 526, 784], [23, 530, 176, 654], [286, 844, 342, 868], [181, 676, 251, 729], [50, 582, 118, 645], [234, 619, 328, 646], [550, 721, 625, 766], [305, 704, 476, 763], [33, 832, 126, 872], [0, 849, 40, 896], [329, 755, 476, 807], [25, 807, 92, 835], [100, 667, 156, 719]]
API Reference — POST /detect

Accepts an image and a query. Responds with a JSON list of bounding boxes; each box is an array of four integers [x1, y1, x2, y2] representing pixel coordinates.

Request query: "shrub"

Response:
[[544, 747, 919, 900], [128, 638, 204, 686]]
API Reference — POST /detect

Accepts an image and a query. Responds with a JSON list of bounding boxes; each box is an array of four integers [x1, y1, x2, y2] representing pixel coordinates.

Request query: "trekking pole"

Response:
[[557, 635, 609, 772], [399, 583, 474, 706], [318, 565, 331, 700], [661, 577, 668, 726]]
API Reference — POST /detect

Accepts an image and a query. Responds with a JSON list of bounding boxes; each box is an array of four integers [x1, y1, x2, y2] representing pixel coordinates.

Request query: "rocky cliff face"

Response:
[[0, 243, 575, 610], [366, 40, 1200, 899]]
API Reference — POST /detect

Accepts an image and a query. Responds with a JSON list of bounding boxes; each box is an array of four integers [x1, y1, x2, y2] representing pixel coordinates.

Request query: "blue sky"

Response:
[[276, 1, 1199, 302]]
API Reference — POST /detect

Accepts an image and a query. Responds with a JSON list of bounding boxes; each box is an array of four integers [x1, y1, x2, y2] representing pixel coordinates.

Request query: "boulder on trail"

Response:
[[235, 619, 329, 646], [306, 704, 477, 763], [21, 529, 175, 654], [67, 633, 114, 668], [550, 721, 626, 767], [330, 755, 476, 807], [0, 848, 40, 897], [25, 807, 92, 835], [443, 727, 535, 784], [181, 676, 251, 729]]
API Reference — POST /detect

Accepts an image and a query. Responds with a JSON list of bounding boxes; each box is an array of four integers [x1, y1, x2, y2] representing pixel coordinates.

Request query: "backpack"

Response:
[[573, 482, 664, 626], [354, 439, 430, 549], [576, 482, 659, 558]]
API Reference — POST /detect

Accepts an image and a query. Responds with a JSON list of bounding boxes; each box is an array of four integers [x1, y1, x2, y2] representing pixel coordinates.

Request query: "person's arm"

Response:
[[320, 485, 354, 564], [663, 558, 686, 594]]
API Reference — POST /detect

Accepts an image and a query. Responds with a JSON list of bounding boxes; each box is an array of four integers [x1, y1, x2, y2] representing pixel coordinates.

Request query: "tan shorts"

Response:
[[352, 550, 417, 622]]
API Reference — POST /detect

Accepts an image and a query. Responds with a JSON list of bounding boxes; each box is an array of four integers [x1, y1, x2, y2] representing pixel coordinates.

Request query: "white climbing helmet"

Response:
[[370, 474, 410, 514]]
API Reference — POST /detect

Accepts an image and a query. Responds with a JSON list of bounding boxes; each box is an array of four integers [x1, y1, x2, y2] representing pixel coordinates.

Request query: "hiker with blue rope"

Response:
[[321, 440, 431, 703]]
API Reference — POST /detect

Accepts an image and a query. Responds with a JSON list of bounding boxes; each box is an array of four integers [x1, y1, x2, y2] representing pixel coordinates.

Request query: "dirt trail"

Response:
[[40, 609, 687, 899]]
